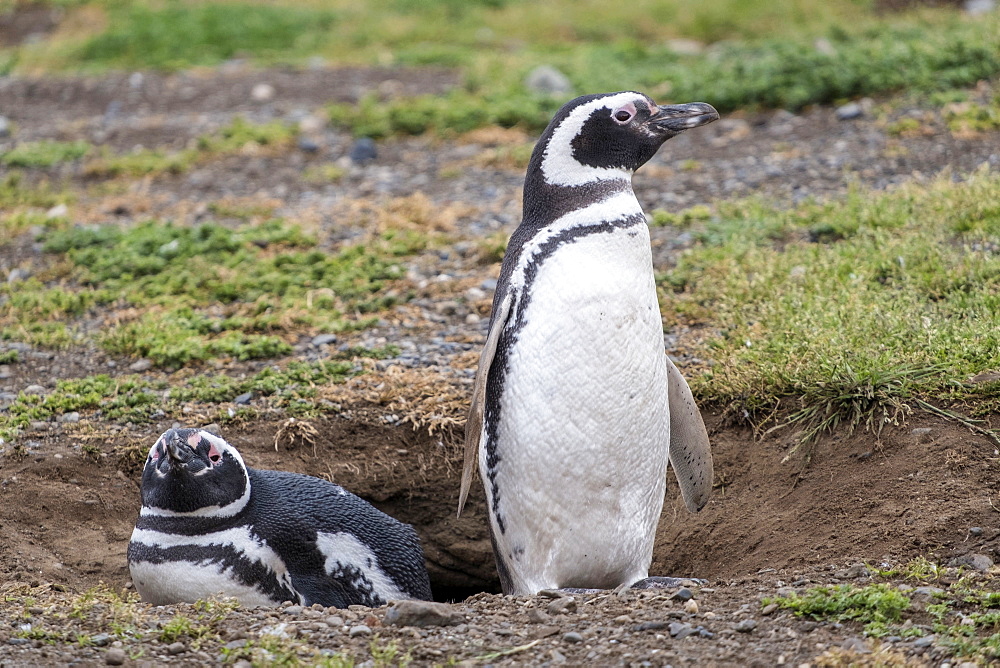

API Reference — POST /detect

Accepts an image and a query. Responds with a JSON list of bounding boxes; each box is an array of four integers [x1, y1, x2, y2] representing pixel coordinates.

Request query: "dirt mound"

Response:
[[2, 409, 995, 601]]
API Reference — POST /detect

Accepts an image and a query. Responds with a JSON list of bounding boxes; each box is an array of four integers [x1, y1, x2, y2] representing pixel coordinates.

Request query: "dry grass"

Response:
[[321, 361, 474, 441]]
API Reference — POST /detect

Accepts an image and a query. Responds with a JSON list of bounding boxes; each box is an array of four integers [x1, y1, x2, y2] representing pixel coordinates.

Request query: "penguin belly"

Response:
[[485, 225, 670, 595], [128, 525, 300, 606]]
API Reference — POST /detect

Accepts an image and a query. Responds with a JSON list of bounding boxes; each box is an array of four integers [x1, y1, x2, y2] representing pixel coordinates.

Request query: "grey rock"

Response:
[[23, 384, 46, 395], [671, 587, 694, 602], [524, 65, 573, 96], [562, 631, 583, 643], [350, 138, 378, 165], [201, 423, 222, 436], [234, 392, 253, 405], [46, 204, 68, 220], [283, 605, 304, 615], [912, 635, 934, 648], [384, 600, 465, 628], [911, 427, 934, 443], [57, 412, 81, 424], [0, 116, 10, 138], [965, 0, 995, 14], [252, 83, 276, 102], [311, 334, 338, 347], [668, 621, 695, 638], [129, 359, 153, 372], [348, 624, 372, 637], [844, 563, 870, 579], [950, 553, 993, 572], [298, 137, 320, 153], [913, 586, 945, 597], [8, 638, 29, 645], [835, 102, 863, 121], [971, 527, 984, 536], [735, 618, 758, 633], [841, 637, 870, 653], [481, 278, 498, 292], [761, 603, 779, 615], [105, 648, 126, 665], [7, 268, 31, 283], [546, 597, 577, 615], [0, 365, 11, 380], [633, 621, 670, 632], [167, 641, 186, 655]]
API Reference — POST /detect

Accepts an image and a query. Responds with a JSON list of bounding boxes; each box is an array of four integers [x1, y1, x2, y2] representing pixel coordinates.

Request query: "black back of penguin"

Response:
[[244, 467, 432, 606], [129, 428, 432, 607]]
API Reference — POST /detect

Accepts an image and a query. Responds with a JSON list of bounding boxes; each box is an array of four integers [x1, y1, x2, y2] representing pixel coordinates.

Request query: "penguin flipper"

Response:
[[458, 292, 513, 517], [666, 356, 714, 512]]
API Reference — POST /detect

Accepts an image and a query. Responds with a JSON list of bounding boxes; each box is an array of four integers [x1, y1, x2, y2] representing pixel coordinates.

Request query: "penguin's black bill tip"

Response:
[[647, 102, 720, 133]]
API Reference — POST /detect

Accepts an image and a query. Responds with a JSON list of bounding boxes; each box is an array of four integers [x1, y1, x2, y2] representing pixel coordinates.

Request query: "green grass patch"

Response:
[[0, 217, 418, 367], [0, 172, 71, 210], [945, 93, 1000, 134], [82, 116, 298, 179], [9, 2, 1000, 135], [328, 12, 1000, 136], [659, 167, 1000, 444], [75, 3, 337, 71], [0, 140, 91, 168], [763, 584, 912, 636], [0, 356, 373, 441]]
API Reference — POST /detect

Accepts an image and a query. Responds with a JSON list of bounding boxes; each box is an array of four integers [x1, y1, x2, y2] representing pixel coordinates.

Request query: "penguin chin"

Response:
[[141, 461, 249, 515]]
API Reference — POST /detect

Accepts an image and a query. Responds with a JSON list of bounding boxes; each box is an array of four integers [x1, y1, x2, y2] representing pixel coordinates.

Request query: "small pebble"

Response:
[[234, 392, 253, 405], [105, 648, 126, 665], [671, 587, 694, 602], [348, 625, 372, 637], [735, 618, 758, 633], [252, 83, 276, 102], [563, 631, 583, 643], [129, 359, 153, 372], [166, 641, 186, 655]]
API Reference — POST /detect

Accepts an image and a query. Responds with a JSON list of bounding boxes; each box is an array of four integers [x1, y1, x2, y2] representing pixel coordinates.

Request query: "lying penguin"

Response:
[[129, 428, 432, 607], [458, 92, 717, 596]]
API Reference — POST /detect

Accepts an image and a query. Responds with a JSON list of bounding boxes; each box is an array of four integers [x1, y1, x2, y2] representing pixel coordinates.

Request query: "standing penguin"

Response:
[[458, 92, 717, 596], [129, 428, 432, 607]]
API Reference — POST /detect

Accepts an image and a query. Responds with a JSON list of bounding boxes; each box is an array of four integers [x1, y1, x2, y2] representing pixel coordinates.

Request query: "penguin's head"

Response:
[[139, 428, 251, 518], [531, 91, 719, 187]]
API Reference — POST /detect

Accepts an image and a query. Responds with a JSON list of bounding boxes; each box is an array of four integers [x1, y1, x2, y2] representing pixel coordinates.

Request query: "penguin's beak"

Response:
[[165, 438, 193, 466], [647, 102, 720, 133]]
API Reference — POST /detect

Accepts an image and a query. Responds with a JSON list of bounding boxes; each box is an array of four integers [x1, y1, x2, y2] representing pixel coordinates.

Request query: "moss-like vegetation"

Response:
[[763, 584, 913, 636], [1, 140, 92, 168]]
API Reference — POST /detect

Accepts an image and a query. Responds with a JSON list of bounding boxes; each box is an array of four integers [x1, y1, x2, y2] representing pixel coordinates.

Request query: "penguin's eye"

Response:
[[210, 454, 221, 463], [614, 109, 633, 123]]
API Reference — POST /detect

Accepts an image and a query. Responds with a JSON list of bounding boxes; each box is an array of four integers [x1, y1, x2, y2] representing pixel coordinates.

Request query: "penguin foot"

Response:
[[630, 576, 707, 590]]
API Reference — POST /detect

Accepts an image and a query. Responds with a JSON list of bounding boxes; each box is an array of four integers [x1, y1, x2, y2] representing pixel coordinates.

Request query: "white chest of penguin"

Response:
[[492, 218, 670, 590]]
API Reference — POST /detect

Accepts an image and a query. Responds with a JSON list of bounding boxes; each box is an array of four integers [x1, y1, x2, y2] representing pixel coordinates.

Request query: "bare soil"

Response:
[[1, 56, 1000, 666]]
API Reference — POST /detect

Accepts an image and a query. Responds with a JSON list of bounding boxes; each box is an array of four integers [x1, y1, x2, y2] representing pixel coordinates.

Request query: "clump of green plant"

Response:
[[0, 172, 70, 209], [651, 204, 713, 228], [763, 584, 912, 636], [1, 140, 92, 168], [660, 168, 1000, 445], [0, 349, 19, 364], [944, 95, 1000, 134]]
